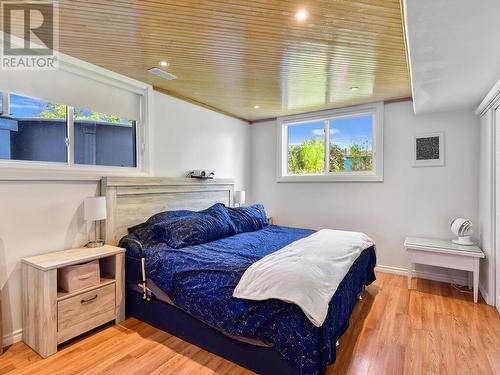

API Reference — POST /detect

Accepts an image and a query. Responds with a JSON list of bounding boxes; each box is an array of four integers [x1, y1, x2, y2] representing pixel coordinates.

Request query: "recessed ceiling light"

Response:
[[159, 60, 169, 67], [295, 9, 308, 22], [253, 105, 261, 109], [350, 86, 359, 91]]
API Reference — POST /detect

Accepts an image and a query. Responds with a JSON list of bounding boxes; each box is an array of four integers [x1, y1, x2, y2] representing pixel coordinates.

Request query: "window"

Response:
[[1, 93, 67, 163], [73, 107, 136, 167], [0, 92, 8, 160], [0, 91, 140, 170], [330, 115, 373, 173], [278, 102, 383, 182]]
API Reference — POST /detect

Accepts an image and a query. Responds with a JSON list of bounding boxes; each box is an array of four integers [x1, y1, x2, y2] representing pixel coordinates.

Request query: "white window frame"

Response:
[[0, 56, 152, 181], [277, 102, 384, 182]]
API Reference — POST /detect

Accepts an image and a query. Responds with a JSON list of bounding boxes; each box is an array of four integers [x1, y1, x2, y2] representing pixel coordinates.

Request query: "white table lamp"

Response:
[[84, 196, 107, 248], [234, 190, 246, 208]]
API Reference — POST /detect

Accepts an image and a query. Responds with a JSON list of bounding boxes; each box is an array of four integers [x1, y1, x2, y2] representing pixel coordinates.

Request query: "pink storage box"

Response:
[[58, 260, 100, 293]]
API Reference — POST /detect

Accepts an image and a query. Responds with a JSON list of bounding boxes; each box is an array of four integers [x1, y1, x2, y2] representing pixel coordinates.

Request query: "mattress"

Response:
[[122, 225, 376, 375]]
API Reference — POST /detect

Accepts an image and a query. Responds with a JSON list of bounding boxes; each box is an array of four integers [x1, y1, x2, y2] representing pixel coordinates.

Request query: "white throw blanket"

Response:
[[233, 229, 374, 327]]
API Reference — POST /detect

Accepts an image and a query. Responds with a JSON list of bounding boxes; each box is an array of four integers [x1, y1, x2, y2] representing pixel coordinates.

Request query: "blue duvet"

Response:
[[124, 225, 376, 375]]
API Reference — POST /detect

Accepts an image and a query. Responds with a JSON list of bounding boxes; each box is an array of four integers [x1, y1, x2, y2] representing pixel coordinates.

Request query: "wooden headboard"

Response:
[[101, 177, 234, 245]]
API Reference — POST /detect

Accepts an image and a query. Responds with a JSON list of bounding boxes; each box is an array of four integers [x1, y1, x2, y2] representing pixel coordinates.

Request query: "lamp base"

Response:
[[85, 240, 105, 248]]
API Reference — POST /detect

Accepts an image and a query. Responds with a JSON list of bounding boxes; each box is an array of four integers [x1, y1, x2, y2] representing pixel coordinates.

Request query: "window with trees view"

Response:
[[0, 92, 137, 168], [278, 102, 383, 182]]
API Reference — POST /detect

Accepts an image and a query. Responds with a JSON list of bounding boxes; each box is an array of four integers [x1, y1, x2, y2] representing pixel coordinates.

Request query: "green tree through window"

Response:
[[288, 138, 325, 173], [288, 140, 371, 174], [39, 103, 125, 124], [329, 144, 345, 172], [349, 142, 372, 171], [37, 103, 68, 119]]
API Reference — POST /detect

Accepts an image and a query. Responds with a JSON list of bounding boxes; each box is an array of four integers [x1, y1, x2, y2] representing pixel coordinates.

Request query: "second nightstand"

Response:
[[404, 237, 484, 303], [22, 245, 125, 358]]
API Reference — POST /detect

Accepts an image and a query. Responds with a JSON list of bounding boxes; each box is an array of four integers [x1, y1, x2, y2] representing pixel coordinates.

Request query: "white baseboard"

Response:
[[3, 329, 22, 347], [375, 264, 469, 286], [377, 264, 496, 305], [479, 284, 493, 305]]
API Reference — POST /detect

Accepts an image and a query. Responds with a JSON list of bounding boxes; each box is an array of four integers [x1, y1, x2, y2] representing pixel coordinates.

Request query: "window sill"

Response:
[[276, 172, 383, 183], [0, 161, 149, 181]]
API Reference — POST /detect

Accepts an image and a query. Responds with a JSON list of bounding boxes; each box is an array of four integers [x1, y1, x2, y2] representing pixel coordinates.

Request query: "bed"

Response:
[[101, 177, 376, 375]]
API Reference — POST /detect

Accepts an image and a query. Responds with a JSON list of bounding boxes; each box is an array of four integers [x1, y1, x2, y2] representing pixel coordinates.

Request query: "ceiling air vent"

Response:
[[147, 67, 177, 80]]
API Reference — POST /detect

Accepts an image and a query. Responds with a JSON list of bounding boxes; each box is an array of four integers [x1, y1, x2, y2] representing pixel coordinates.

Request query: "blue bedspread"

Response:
[[124, 225, 376, 375]]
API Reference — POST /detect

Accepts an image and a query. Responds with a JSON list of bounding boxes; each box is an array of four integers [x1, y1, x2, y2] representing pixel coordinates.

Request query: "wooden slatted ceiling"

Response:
[[54, 0, 410, 121]]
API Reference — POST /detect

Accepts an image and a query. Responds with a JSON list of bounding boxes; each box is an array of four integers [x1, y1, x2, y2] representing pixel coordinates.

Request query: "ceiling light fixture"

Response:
[[253, 105, 261, 109], [350, 86, 359, 91], [295, 9, 308, 22], [159, 60, 169, 67]]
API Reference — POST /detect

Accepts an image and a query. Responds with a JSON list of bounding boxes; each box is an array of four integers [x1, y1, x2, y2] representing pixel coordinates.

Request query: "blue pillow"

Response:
[[226, 204, 269, 234], [129, 208, 194, 244], [153, 203, 236, 248]]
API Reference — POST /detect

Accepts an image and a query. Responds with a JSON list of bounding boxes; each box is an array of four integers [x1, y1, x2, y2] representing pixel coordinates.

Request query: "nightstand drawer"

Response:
[[57, 283, 115, 343]]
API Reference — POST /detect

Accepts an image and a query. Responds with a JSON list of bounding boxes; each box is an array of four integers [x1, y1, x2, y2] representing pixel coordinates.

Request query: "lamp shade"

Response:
[[84, 196, 107, 221], [234, 190, 246, 206]]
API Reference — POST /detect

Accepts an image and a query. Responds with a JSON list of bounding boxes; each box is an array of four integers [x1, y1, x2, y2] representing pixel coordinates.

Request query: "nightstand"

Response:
[[404, 237, 484, 302], [22, 245, 125, 358]]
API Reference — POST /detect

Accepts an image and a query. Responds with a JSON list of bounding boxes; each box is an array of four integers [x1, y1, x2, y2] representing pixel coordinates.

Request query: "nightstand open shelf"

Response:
[[22, 245, 125, 358], [56, 275, 115, 301]]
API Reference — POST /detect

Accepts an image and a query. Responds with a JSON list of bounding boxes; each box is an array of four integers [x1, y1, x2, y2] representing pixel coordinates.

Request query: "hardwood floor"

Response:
[[0, 272, 498, 374]]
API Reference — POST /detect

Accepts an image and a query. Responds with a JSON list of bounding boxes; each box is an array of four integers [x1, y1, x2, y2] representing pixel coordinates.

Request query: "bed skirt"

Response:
[[126, 280, 300, 374]]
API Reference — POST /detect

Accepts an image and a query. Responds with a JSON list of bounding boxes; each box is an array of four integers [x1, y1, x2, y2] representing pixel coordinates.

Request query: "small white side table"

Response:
[[404, 237, 485, 303]]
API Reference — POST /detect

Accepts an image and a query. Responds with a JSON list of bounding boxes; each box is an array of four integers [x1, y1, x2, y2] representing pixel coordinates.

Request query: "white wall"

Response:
[[251, 101, 480, 280], [0, 181, 99, 344], [0, 89, 250, 344], [150, 92, 251, 191]]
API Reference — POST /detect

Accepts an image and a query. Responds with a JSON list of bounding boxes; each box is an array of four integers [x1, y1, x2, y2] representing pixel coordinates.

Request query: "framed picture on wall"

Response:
[[412, 132, 444, 167]]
